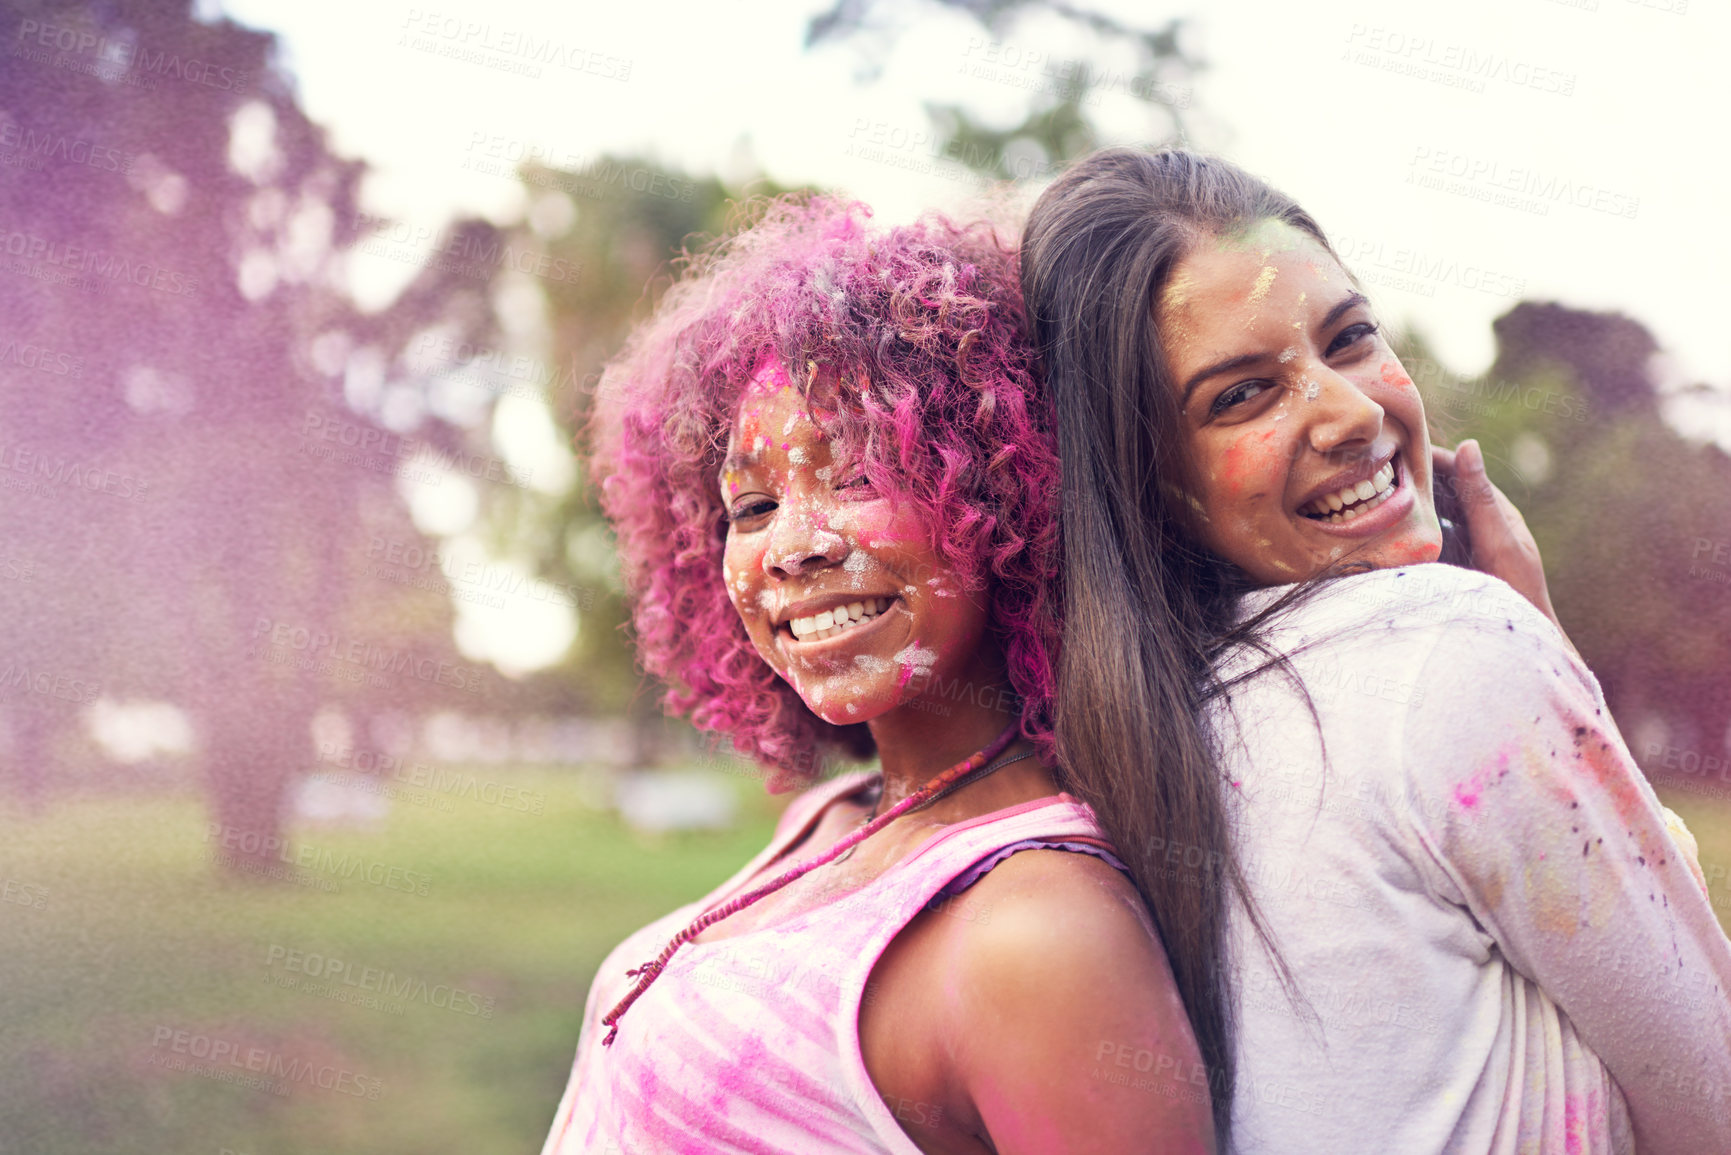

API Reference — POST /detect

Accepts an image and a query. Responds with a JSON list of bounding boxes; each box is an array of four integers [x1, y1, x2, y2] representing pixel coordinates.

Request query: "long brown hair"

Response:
[[1021, 148, 1339, 1143]]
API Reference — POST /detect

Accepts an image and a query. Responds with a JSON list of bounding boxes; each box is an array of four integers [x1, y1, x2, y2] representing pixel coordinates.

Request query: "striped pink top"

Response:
[[541, 772, 1120, 1155]]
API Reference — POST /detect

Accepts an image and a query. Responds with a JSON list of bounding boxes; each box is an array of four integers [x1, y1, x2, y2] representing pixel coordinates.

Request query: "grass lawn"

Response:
[[0, 767, 782, 1155], [1, 769, 1725, 1153]]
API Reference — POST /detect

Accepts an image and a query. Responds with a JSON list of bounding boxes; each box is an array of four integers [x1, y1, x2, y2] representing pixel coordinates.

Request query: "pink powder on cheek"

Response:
[[1379, 361, 1415, 391], [1216, 430, 1279, 497], [1382, 533, 1442, 566]]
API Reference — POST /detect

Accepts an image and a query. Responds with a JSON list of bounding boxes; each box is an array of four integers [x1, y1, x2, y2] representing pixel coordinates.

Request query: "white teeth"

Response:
[[1299, 460, 1403, 522], [787, 597, 892, 639], [1302, 460, 1400, 519]]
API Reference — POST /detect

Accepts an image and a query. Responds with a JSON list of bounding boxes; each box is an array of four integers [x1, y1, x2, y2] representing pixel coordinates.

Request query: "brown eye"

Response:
[[1326, 322, 1379, 357], [1210, 380, 1274, 418], [728, 497, 776, 523]]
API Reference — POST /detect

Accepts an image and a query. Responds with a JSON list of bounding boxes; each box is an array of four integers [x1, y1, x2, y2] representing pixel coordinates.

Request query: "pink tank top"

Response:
[[541, 771, 1124, 1155]]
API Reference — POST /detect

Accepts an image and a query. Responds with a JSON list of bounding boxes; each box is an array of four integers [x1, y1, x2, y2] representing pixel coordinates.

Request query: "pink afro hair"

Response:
[[590, 195, 1062, 790]]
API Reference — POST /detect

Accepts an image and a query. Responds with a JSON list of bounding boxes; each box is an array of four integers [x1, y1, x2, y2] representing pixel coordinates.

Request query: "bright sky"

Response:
[[217, 0, 1730, 384], [210, 0, 1731, 670]]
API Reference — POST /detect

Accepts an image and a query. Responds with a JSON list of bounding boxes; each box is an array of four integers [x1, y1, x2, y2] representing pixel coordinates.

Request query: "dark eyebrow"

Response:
[[1320, 291, 1370, 333], [1178, 291, 1371, 405], [1180, 352, 1267, 406]]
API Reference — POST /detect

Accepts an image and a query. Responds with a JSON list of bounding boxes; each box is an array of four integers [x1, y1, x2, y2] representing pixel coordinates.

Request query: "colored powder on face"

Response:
[[788, 447, 808, 464], [1379, 361, 1413, 390], [1160, 268, 1197, 312], [1383, 533, 1442, 566], [1248, 264, 1278, 302], [1302, 377, 1320, 401], [1277, 346, 1298, 363], [893, 642, 937, 689]]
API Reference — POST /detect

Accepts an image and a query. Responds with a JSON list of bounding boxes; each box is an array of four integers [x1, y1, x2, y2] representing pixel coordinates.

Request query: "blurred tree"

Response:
[[0, 0, 512, 868], [1409, 304, 1731, 766], [466, 158, 792, 764], [808, 0, 1203, 179]]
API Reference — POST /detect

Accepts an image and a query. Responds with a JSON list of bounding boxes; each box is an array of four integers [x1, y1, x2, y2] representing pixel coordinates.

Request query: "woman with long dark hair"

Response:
[[1020, 147, 1730, 1153], [542, 196, 1213, 1154]]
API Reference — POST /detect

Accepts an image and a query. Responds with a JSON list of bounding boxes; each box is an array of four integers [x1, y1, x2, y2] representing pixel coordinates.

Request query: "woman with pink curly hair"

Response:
[[539, 198, 1214, 1154]]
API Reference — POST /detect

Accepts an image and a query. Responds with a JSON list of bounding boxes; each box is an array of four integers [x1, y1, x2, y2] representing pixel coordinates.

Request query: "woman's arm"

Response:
[[1400, 598, 1731, 1153]]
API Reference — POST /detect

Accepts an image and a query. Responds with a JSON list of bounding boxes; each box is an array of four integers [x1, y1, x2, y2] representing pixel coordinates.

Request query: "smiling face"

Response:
[[1157, 219, 1443, 586], [719, 372, 1003, 727]]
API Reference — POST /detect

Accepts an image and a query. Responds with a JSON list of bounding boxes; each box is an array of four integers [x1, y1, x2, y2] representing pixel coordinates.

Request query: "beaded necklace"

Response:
[[601, 722, 1024, 1046]]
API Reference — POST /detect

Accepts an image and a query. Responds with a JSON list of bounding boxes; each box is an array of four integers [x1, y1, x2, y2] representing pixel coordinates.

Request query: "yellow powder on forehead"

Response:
[[1159, 267, 1198, 314], [1248, 264, 1278, 303]]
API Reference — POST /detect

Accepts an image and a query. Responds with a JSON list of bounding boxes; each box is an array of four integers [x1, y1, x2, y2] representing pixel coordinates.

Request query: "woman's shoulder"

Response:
[[1268, 565, 1566, 655]]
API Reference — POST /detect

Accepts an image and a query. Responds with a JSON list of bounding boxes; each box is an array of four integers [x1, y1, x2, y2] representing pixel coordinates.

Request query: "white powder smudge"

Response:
[[842, 551, 870, 574], [845, 703, 858, 715], [788, 446, 808, 464], [811, 530, 843, 554], [893, 643, 937, 678], [1277, 347, 1298, 364], [783, 412, 799, 435], [853, 654, 891, 674], [756, 589, 776, 610], [1302, 378, 1320, 401], [815, 465, 834, 482]]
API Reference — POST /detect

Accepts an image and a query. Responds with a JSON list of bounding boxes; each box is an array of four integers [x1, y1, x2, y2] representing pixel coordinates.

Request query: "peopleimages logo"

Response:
[[148, 1026, 382, 1099], [203, 822, 434, 897], [14, 19, 254, 92], [249, 617, 487, 696], [264, 944, 496, 1019]]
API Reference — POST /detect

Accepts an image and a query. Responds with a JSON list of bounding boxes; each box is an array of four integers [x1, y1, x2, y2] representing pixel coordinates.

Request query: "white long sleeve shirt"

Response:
[[1211, 566, 1731, 1154]]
